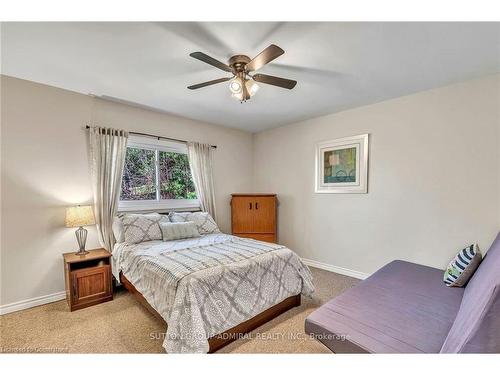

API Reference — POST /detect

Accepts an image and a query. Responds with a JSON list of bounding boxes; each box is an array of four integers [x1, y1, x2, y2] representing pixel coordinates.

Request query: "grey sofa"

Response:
[[305, 232, 500, 353]]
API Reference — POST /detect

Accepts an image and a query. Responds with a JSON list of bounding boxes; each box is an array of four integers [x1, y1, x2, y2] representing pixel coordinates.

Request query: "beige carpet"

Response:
[[0, 267, 358, 353]]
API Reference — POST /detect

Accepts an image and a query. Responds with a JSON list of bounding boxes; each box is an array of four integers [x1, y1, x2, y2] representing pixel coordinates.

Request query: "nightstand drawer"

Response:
[[70, 265, 112, 310]]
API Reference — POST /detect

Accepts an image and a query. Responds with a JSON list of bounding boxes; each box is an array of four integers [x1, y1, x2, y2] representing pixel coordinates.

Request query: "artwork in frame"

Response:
[[315, 134, 369, 194]]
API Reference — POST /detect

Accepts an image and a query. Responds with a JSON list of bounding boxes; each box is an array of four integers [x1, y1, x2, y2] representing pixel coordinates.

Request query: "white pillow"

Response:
[[121, 213, 169, 244], [112, 216, 125, 243], [160, 221, 200, 241], [169, 212, 220, 235]]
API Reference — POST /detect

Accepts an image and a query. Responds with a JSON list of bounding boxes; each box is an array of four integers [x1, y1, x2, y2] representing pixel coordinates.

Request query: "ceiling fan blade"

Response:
[[189, 52, 232, 72], [246, 44, 285, 72], [187, 77, 231, 90], [252, 74, 297, 89]]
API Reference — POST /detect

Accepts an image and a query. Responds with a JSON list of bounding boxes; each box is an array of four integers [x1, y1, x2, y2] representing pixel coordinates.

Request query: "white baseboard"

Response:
[[0, 291, 66, 315], [302, 258, 369, 280], [0, 261, 367, 315]]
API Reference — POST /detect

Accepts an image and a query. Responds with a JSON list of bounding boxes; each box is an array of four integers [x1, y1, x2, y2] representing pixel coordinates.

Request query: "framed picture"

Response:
[[315, 134, 369, 194]]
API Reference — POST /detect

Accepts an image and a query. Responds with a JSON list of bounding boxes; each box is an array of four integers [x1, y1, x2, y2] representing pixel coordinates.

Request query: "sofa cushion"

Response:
[[443, 244, 482, 287], [305, 260, 464, 353], [440, 232, 500, 353]]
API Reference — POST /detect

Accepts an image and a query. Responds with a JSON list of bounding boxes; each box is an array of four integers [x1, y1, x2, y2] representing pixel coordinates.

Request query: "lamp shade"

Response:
[[65, 205, 95, 228]]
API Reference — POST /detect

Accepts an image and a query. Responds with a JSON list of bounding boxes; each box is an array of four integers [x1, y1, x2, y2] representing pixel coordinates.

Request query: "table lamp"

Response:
[[65, 205, 95, 255]]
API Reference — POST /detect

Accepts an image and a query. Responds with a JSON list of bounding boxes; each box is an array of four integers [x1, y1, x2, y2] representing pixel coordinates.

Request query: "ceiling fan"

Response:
[[187, 44, 297, 102]]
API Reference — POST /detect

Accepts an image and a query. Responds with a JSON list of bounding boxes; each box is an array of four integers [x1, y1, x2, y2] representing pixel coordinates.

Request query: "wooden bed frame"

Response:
[[119, 272, 301, 353]]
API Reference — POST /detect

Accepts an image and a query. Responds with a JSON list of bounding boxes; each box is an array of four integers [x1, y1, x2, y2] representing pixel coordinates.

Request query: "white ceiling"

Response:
[[2, 22, 499, 132]]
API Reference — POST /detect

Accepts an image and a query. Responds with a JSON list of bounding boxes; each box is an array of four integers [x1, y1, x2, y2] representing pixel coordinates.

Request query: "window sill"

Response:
[[118, 199, 200, 213]]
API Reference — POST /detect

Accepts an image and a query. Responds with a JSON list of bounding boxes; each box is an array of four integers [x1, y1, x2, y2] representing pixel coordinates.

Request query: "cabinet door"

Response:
[[71, 265, 111, 306], [235, 233, 276, 243], [252, 196, 276, 233], [231, 196, 255, 233]]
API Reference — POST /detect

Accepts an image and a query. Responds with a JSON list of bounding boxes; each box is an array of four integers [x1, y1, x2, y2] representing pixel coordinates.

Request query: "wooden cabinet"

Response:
[[231, 194, 277, 243], [63, 249, 113, 311]]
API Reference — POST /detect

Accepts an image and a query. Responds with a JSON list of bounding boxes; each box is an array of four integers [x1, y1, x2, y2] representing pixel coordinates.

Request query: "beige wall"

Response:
[[253, 75, 500, 275], [2, 74, 499, 309], [0, 76, 254, 306]]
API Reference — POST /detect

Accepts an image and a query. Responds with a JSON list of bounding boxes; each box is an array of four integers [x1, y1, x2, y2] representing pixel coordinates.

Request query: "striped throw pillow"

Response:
[[444, 244, 482, 287]]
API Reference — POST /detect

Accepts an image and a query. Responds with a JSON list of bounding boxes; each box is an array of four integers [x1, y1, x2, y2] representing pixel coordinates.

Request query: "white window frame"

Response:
[[118, 135, 199, 212]]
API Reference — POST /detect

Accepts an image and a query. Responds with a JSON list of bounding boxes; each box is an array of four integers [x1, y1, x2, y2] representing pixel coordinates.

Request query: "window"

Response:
[[121, 147, 157, 201], [119, 136, 198, 211], [159, 151, 196, 200]]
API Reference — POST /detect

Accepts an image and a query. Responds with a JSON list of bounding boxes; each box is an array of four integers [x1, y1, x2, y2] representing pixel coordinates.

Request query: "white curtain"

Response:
[[89, 126, 129, 250], [187, 142, 217, 220]]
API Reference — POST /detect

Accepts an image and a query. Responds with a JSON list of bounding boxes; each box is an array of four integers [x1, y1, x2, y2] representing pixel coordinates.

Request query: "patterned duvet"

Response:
[[112, 233, 314, 353]]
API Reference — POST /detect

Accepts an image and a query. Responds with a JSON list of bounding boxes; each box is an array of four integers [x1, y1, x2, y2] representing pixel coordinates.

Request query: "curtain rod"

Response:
[[85, 126, 217, 149]]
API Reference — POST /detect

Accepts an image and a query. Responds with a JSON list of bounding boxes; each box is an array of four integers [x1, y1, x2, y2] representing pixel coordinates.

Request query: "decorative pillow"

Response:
[[168, 212, 220, 235], [444, 244, 482, 287], [121, 213, 169, 244], [160, 221, 200, 241]]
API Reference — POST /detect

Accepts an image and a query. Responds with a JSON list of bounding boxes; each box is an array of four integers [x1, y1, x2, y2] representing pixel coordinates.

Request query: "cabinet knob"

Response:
[[249, 202, 252, 210], [255, 202, 259, 210]]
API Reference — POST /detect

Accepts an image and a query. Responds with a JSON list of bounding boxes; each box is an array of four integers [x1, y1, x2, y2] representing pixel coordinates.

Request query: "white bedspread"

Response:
[[112, 233, 314, 353]]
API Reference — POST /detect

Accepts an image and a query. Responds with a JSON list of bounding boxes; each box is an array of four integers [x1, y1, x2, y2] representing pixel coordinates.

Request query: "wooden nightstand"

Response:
[[63, 248, 113, 311]]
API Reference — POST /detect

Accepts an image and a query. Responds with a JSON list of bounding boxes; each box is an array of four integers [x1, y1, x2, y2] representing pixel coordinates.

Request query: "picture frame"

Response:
[[315, 133, 369, 194]]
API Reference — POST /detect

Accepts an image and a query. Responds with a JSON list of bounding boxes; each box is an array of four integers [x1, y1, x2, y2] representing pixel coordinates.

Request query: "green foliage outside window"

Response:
[[121, 147, 156, 200], [120, 147, 196, 201], [159, 151, 196, 199]]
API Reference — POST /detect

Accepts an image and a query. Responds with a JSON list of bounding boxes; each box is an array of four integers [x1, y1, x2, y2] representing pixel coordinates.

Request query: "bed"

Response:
[[112, 231, 314, 353]]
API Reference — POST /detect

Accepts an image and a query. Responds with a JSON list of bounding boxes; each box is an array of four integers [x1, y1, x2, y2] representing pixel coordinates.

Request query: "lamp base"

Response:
[[75, 249, 89, 256], [75, 226, 89, 255]]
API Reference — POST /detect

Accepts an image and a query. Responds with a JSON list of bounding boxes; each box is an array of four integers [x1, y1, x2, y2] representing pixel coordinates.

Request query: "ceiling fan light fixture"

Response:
[[188, 45, 296, 101], [229, 77, 243, 94], [246, 79, 259, 97], [231, 91, 244, 101]]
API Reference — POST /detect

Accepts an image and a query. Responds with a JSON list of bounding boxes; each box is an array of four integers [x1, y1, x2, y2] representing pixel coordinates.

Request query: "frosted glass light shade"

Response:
[[231, 92, 244, 101], [65, 205, 95, 228], [229, 77, 243, 94], [245, 80, 259, 96]]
